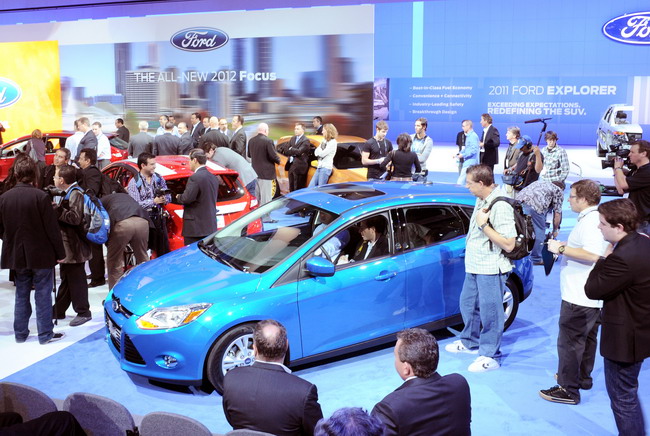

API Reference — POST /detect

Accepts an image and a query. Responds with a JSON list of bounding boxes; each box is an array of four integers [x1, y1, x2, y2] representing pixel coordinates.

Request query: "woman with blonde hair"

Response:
[[309, 123, 338, 187]]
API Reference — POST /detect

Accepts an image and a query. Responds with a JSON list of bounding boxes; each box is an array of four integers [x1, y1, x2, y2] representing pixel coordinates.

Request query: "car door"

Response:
[[296, 211, 407, 356], [397, 204, 467, 326]]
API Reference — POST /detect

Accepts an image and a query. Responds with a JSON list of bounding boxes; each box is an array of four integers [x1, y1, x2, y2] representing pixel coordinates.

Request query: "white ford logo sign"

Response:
[[170, 27, 229, 52], [603, 12, 650, 44]]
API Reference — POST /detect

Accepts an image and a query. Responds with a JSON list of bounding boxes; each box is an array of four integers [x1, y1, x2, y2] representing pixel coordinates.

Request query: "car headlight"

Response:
[[136, 303, 212, 330]]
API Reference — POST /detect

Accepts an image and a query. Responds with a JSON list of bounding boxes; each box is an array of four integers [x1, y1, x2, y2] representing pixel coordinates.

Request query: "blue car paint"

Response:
[[104, 181, 533, 385]]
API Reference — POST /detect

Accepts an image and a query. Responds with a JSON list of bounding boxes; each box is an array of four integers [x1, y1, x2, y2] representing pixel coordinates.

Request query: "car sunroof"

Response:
[[314, 184, 385, 200]]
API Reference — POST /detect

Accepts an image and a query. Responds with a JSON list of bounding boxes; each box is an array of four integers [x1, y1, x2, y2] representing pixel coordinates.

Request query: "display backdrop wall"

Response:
[[1, 0, 650, 145]]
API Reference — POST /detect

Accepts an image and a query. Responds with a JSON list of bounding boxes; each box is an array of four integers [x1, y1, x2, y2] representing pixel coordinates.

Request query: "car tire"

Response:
[[503, 277, 520, 331], [205, 323, 256, 395]]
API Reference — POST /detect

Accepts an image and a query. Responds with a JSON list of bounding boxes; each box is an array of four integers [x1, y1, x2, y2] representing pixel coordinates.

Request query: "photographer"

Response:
[[126, 152, 172, 256], [613, 140, 650, 234]]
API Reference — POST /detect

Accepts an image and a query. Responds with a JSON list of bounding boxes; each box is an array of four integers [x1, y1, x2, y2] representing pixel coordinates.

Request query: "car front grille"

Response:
[[105, 310, 146, 365]]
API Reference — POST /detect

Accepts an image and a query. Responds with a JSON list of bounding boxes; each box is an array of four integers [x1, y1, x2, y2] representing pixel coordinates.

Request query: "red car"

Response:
[[0, 131, 128, 182], [103, 156, 257, 251]]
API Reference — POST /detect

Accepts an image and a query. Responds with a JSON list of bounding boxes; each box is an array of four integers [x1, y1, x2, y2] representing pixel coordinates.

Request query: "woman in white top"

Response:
[[309, 123, 338, 187]]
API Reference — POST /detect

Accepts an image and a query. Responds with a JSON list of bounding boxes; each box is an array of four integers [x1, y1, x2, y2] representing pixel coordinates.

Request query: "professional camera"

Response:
[[601, 144, 631, 170], [43, 185, 66, 198], [154, 187, 173, 197]]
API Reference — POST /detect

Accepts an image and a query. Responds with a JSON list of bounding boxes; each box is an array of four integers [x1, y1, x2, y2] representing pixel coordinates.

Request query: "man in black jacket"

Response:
[[479, 113, 500, 170], [176, 148, 219, 245], [153, 122, 181, 156], [277, 122, 311, 191], [78, 148, 106, 287], [200, 116, 230, 150], [223, 319, 323, 436], [189, 112, 205, 147], [53, 165, 93, 327], [585, 199, 650, 435], [0, 158, 66, 344], [248, 123, 280, 215], [372, 329, 471, 436], [229, 114, 247, 157], [101, 193, 151, 289]]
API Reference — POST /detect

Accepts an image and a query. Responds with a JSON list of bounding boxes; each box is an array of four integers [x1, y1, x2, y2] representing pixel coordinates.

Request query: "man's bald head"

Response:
[[209, 116, 219, 128], [253, 319, 288, 362], [257, 123, 269, 136]]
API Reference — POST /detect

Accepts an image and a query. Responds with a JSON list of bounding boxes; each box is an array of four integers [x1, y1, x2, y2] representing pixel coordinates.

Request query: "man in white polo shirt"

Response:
[[540, 179, 608, 405]]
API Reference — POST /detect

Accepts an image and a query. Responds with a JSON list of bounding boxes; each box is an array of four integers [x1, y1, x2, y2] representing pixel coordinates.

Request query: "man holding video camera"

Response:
[[613, 140, 650, 234], [127, 152, 172, 256]]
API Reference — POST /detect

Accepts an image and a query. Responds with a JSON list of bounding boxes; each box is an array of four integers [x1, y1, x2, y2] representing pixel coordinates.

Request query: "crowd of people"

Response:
[[1, 109, 650, 435]]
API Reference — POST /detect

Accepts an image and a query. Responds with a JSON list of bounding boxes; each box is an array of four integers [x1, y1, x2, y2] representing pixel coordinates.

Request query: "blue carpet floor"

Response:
[[3, 172, 648, 435]]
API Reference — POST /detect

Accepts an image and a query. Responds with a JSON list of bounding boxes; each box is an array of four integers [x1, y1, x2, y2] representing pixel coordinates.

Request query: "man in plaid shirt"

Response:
[[540, 131, 569, 188], [445, 164, 516, 372]]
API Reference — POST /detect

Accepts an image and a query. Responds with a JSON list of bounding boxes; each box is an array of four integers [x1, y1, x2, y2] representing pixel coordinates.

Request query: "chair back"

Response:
[[0, 382, 57, 421], [140, 411, 212, 436], [63, 392, 137, 436]]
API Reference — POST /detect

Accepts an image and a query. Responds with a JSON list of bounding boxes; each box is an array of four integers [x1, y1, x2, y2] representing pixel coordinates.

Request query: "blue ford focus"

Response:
[[104, 182, 533, 393]]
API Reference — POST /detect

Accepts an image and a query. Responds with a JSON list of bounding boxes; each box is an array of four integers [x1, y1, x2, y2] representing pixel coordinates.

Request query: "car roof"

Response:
[[110, 155, 238, 178], [284, 181, 475, 215]]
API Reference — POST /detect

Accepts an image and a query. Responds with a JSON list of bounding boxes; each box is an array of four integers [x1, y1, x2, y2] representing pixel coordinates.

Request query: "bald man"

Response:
[[199, 116, 229, 149]]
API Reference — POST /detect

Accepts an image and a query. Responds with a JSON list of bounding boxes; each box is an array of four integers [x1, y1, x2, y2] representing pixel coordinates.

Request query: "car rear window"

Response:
[[166, 174, 244, 203], [333, 142, 364, 170], [109, 137, 128, 150]]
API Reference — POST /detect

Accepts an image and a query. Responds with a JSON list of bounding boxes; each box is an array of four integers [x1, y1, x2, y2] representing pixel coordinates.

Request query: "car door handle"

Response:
[[375, 271, 397, 281]]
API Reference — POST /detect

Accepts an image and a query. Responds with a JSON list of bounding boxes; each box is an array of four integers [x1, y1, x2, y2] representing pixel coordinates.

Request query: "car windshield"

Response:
[[109, 136, 128, 150], [199, 197, 338, 274]]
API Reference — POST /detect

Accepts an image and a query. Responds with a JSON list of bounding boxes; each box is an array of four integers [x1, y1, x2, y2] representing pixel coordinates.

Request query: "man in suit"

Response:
[[248, 123, 280, 215], [585, 199, 650, 435], [153, 122, 181, 156], [223, 319, 324, 436], [200, 116, 230, 150], [372, 328, 471, 436], [277, 122, 311, 191], [75, 117, 98, 160], [177, 122, 194, 154], [115, 118, 130, 142], [0, 157, 66, 344], [176, 148, 219, 245], [312, 116, 324, 135], [479, 113, 500, 170], [229, 114, 247, 157], [190, 112, 205, 147], [219, 117, 231, 138], [128, 121, 153, 158]]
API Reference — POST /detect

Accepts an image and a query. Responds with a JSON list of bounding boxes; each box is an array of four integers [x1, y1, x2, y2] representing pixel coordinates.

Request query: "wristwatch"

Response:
[[479, 222, 489, 231], [558, 245, 565, 254]]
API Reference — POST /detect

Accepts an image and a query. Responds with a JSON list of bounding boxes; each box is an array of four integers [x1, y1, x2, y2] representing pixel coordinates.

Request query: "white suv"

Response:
[[597, 104, 643, 156]]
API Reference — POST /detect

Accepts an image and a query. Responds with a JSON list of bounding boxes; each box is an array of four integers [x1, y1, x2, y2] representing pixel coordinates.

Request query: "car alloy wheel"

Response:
[[205, 323, 256, 394]]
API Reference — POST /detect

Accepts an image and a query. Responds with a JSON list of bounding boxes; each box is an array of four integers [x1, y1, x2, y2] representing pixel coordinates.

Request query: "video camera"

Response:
[[154, 188, 173, 198], [601, 143, 632, 170], [43, 185, 66, 198]]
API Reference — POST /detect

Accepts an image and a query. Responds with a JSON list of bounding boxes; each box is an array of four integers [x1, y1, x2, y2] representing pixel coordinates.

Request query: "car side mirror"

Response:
[[305, 256, 335, 277]]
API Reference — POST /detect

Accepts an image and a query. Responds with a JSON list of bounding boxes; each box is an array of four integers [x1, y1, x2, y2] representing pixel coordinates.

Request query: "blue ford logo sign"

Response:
[[603, 12, 650, 44], [170, 27, 229, 52], [0, 78, 22, 109]]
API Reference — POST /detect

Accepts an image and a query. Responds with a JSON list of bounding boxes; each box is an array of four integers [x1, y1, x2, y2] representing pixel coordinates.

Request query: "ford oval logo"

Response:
[[603, 12, 650, 44], [0, 77, 22, 109], [170, 27, 229, 52]]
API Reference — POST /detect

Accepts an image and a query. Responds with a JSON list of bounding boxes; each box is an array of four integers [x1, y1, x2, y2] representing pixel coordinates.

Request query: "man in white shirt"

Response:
[[66, 119, 84, 162], [92, 122, 111, 169], [540, 179, 608, 405], [410, 118, 433, 181]]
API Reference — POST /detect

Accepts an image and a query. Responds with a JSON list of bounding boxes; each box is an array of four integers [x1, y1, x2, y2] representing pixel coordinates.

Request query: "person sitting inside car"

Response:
[[339, 216, 389, 264], [615, 111, 629, 124]]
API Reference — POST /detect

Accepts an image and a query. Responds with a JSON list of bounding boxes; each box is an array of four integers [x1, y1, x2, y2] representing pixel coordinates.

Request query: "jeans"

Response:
[[556, 300, 600, 399], [604, 357, 646, 435], [14, 268, 55, 344], [459, 272, 507, 358], [308, 167, 332, 187], [523, 205, 547, 262]]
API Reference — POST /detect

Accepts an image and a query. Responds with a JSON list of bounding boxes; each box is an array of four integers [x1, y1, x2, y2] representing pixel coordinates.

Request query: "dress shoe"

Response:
[[69, 316, 92, 327], [88, 279, 106, 288]]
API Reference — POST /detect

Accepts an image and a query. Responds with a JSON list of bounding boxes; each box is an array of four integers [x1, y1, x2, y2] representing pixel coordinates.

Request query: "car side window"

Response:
[[403, 206, 464, 248], [336, 213, 390, 265]]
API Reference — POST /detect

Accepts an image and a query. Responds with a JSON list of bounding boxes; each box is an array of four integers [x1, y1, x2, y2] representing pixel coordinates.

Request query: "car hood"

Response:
[[112, 244, 261, 315]]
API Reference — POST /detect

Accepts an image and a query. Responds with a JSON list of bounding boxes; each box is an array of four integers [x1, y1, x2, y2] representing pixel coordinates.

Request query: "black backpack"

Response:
[[486, 196, 535, 260]]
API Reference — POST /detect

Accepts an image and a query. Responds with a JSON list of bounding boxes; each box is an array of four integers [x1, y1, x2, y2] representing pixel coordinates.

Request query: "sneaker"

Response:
[[468, 355, 500, 372], [70, 315, 92, 327], [539, 385, 579, 405], [555, 373, 592, 391], [41, 332, 65, 344], [445, 340, 478, 354]]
